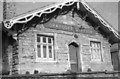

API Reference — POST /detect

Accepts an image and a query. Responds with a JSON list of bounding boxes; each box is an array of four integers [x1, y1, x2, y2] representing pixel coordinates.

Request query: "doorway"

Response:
[[111, 51, 119, 71], [69, 42, 79, 72]]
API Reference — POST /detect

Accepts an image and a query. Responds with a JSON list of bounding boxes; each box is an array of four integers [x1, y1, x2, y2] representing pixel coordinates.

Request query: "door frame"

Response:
[[68, 42, 82, 72]]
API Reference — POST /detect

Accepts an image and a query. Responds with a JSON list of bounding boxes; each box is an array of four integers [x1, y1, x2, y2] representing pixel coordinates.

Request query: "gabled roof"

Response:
[[3, 0, 120, 44]]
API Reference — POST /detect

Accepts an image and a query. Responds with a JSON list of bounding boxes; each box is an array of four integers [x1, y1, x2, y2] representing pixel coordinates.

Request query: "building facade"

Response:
[[2, 0, 120, 75], [8, 13, 113, 75]]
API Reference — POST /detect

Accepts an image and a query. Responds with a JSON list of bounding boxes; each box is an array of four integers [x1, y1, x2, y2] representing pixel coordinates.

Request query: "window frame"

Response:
[[35, 33, 55, 62], [89, 38, 103, 62]]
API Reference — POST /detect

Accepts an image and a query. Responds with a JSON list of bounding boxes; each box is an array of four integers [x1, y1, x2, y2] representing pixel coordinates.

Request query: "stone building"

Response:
[[2, 0, 120, 75]]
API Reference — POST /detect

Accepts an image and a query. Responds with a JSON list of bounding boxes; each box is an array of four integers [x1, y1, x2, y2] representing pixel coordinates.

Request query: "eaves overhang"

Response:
[[2, 0, 120, 44]]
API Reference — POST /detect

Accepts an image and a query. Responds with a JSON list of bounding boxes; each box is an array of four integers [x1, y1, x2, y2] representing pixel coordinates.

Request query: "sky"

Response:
[[88, 2, 118, 31]]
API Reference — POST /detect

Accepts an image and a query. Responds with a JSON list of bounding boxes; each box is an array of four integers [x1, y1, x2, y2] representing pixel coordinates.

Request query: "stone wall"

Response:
[[16, 25, 113, 74], [7, 42, 19, 75], [17, 26, 71, 74]]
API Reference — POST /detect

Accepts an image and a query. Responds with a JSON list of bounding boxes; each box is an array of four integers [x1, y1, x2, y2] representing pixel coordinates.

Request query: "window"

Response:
[[36, 34, 54, 61], [90, 41, 102, 61]]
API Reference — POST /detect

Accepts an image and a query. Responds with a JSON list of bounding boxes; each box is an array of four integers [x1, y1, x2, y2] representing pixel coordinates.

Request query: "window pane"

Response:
[[90, 41, 101, 60], [43, 45, 47, 58], [95, 43, 97, 48], [98, 43, 100, 49], [49, 46, 52, 58], [37, 36, 40, 42], [36, 34, 54, 60], [91, 43, 94, 48], [37, 45, 41, 57], [43, 37, 46, 43], [93, 49, 95, 59], [93, 43, 95, 48], [97, 43, 99, 48], [48, 38, 52, 43], [90, 42, 92, 46], [97, 49, 100, 53]]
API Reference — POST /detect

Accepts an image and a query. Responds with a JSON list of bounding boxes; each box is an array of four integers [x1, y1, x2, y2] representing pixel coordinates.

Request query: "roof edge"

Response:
[[3, 0, 120, 41]]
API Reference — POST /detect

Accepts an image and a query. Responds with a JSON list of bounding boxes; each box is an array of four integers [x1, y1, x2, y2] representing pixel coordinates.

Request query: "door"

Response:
[[69, 42, 79, 72], [111, 52, 119, 71]]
